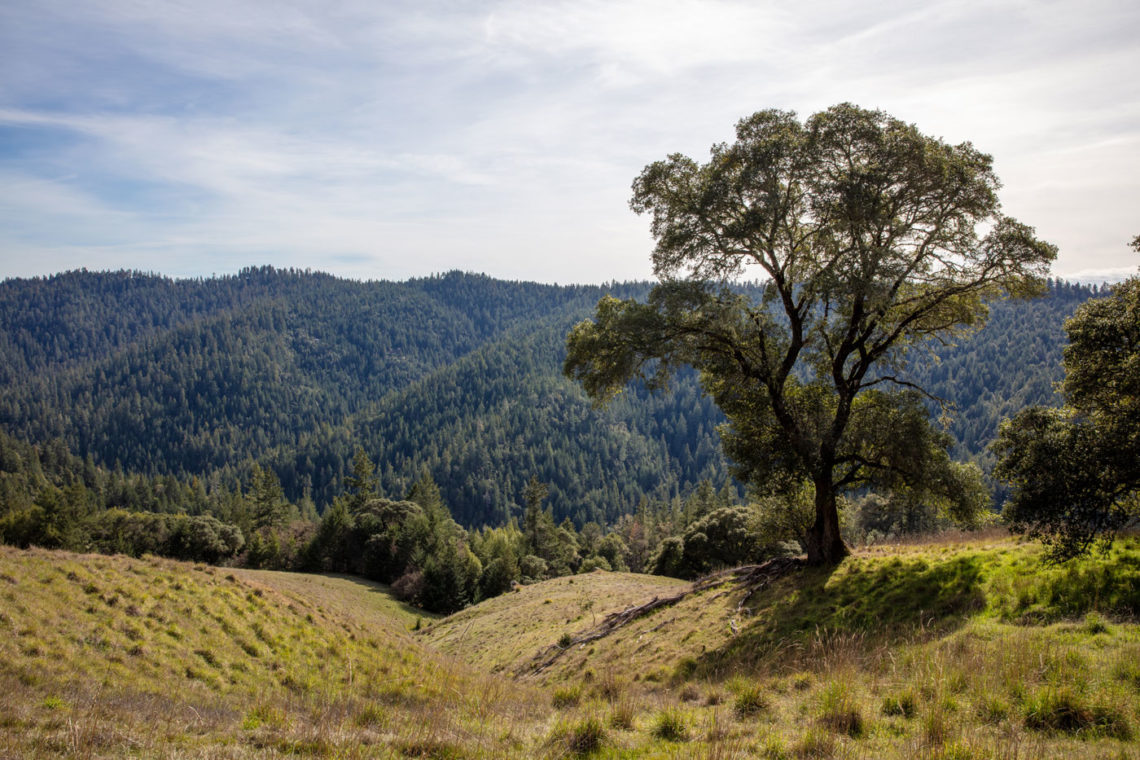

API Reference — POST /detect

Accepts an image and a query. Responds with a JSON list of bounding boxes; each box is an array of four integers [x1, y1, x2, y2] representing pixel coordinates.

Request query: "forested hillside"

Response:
[[0, 268, 1102, 525]]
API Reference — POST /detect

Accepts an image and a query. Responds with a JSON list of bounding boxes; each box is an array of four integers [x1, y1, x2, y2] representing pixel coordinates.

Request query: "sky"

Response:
[[0, 0, 1137, 285]]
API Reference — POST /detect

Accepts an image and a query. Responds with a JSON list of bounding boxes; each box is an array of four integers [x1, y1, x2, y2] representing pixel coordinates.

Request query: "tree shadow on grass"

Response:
[[695, 553, 987, 677]]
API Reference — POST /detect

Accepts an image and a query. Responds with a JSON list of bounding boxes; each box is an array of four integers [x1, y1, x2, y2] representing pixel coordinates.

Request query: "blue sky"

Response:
[[1, 0, 1137, 284]]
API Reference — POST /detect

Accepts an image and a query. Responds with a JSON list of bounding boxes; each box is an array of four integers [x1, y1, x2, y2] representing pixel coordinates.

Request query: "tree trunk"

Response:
[[805, 478, 849, 566]]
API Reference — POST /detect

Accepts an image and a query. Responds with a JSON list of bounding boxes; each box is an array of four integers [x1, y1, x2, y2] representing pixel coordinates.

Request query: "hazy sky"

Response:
[[1, 0, 1137, 284]]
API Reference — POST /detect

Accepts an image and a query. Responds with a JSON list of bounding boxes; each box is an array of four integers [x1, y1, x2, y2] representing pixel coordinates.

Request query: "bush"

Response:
[[578, 556, 612, 573], [391, 570, 425, 603], [520, 554, 548, 581], [1083, 611, 1110, 635]]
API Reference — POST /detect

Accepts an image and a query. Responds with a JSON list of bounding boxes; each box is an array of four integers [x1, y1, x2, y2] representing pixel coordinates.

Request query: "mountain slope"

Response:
[[0, 269, 1104, 525]]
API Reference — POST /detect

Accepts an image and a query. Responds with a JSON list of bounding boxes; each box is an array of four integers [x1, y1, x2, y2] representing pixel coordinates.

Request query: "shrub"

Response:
[[1083, 611, 1110, 635], [391, 570, 425, 603], [578, 556, 612, 573]]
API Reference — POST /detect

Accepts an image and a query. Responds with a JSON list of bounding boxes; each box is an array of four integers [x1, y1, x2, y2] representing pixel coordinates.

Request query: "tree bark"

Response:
[[805, 477, 849, 566]]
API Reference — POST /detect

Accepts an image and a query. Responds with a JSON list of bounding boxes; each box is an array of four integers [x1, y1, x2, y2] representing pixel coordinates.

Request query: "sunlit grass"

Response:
[[3, 536, 1138, 758], [0, 546, 548, 758], [425, 534, 1140, 759]]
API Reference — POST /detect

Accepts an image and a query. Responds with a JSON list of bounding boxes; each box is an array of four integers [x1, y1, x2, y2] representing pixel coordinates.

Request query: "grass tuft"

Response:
[[396, 738, 463, 758], [975, 695, 1009, 724], [651, 708, 689, 742], [792, 726, 835, 758], [552, 685, 581, 709], [1022, 687, 1132, 738], [881, 690, 916, 718], [608, 700, 635, 730], [733, 682, 770, 718], [816, 681, 864, 737], [554, 715, 607, 757], [353, 703, 386, 728]]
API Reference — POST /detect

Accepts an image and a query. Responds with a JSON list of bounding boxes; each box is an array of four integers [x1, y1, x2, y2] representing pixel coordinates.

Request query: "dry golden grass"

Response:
[[423, 569, 688, 677], [3, 536, 1139, 758], [429, 536, 1140, 759], [0, 546, 550, 758]]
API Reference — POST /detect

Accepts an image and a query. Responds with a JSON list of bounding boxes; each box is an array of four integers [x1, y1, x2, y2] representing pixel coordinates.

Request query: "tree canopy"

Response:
[[995, 239, 1140, 560], [565, 103, 1056, 565], [1, 266, 1094, 529]]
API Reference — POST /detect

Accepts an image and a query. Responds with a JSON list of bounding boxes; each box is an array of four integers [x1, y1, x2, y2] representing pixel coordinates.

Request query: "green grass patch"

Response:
[[817, 682, 864, 737], [651, 708, 688, 742], [550, 715, 607, 757], [552, 685, 582, 709], [1022, 687, 1132, 738], [732, 682, 770, 718], [353, 703, 386, 728], [881, 690, 916, 718]]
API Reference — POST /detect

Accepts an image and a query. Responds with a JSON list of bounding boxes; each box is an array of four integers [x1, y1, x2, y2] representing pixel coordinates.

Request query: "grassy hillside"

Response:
[[429, 534, 1140, 759], [4, 537, 1138, 758], [424, 570, 689, 675], [0, 547, 550, 759]]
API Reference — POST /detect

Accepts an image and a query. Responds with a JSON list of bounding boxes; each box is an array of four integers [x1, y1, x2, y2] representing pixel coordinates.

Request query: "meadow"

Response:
[[2, 534, 1138, 758]]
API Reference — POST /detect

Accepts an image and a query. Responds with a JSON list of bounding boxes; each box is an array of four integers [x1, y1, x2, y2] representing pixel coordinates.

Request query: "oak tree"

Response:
[[995, 239, 1140, 560], [565, 104, 1055, 565]]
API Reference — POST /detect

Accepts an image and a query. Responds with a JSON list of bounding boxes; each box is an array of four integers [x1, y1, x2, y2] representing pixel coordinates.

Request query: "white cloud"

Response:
[[0, 0, 1137, 283]]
